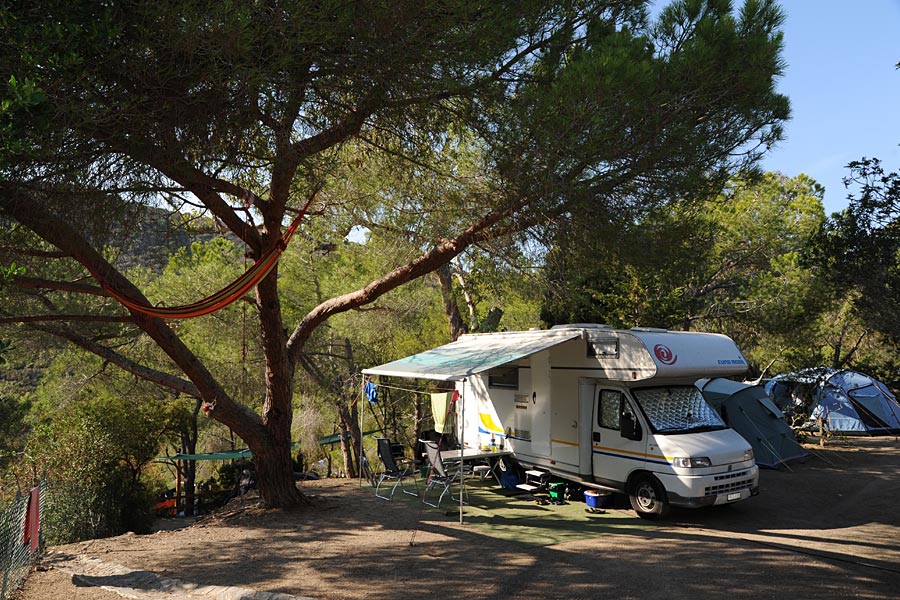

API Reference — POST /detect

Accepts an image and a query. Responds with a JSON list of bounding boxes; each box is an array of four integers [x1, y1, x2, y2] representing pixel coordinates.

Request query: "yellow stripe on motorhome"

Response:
[[551, 439, 579, 447], [592, 445, 668, 462]]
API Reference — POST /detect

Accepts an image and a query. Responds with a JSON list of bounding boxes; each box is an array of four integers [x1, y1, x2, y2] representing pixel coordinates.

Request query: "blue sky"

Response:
[[760, 1, 900, 214]]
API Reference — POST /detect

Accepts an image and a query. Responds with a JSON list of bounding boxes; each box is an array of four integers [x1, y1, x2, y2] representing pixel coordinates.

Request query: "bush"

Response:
[[23, 390, 168, 544], [33, 419, 158, 544]]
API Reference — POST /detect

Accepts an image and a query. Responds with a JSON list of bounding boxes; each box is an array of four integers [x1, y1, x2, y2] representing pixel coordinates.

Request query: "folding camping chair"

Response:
[[420, 439, 467, 508], [374, 437, 419, 501]]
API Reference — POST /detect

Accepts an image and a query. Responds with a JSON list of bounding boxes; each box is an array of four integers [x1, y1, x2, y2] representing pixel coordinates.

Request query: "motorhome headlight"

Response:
[[672, 457, 712, 468], [743, 449, 754, 462]]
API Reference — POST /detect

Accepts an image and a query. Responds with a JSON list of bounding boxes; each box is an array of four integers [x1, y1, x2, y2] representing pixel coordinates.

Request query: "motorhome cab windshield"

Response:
[[632, 385, 727, 434], [363, 324, 760, 519]]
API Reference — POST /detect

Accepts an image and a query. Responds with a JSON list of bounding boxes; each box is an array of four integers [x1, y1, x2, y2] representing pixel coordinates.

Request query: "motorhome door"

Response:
[[529, 349, 552, 456], [591, 387, 647, 486]]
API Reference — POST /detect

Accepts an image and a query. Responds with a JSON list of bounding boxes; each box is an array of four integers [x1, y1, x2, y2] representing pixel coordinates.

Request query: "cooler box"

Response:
[[584, 490, 612, 509], [548, 482, 566, 500]]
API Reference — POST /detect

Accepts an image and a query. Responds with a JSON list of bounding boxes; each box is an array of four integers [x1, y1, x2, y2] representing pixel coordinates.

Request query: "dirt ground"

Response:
[[14, 437, 900, 599]]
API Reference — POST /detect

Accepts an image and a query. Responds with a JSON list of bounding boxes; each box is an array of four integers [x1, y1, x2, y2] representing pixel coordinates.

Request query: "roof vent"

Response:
[[551, 323, 613, 330]]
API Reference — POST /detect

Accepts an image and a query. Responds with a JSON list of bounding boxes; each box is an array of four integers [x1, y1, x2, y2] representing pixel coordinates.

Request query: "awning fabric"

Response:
[[362, 330, 582, 381]]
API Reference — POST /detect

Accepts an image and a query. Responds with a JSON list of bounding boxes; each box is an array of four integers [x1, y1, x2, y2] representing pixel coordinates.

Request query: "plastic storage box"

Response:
[[584, 489, 612, 508]]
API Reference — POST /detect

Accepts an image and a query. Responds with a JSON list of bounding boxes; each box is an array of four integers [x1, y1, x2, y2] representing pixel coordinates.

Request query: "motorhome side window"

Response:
[[587, 338, 618, 358], [488, 366, 518, 389], [598, 390, 623, 430]]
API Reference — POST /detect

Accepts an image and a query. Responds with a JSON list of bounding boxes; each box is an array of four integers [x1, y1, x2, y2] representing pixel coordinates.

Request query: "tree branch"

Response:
[[12, 275, 109, 297], [286, 195, 529, 360], [838, 329, 870, 368], [89, 130, 266, 253], [0, 246, 69, 259], [291, 110, 369, 160], [28, 322, 201, 398], [0, 314, 131, 324], [0, 187, 265, 439]]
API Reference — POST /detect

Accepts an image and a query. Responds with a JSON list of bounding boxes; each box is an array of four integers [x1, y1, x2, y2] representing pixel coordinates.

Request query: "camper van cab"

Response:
[[588, 383, 757, 515], [363, 324, 760, 519], [457, 325, 759, 519]]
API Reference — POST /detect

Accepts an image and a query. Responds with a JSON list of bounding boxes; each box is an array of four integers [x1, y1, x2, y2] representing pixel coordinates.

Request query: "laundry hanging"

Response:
[[365, 381, 378, 403], [430, 390, 459, 434]]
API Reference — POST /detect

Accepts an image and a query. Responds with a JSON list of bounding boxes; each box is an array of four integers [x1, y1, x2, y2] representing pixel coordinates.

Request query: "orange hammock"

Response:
[[103, 201, 312, 319]]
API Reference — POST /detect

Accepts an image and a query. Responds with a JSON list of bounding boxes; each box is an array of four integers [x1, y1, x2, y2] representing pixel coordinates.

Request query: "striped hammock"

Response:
[[104, 200, 312, 319]]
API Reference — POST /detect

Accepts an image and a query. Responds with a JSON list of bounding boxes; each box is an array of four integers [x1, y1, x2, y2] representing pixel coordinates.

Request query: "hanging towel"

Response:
[[364, 381, 378, 403], [431, 390, 458, 434], [431, 392, 451, 433]]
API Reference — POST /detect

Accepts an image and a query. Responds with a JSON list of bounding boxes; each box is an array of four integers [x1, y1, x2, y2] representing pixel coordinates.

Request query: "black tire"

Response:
[[629, 473, 670, 520]]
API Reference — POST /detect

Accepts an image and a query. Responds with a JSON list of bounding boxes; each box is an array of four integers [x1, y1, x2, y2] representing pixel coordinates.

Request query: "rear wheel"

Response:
[[629, 473, 670, 520]]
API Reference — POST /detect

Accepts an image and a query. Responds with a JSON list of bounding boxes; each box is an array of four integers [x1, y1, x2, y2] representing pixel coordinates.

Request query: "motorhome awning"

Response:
[[362, 330, 582, 381]]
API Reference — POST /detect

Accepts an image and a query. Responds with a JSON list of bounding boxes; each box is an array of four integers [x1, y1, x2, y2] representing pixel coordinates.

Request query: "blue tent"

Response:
[[810, 370, 900, 435], [697, 378, 809, 469]]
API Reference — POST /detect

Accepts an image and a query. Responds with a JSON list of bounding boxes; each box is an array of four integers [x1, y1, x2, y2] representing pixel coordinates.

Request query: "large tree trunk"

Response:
[[251, 438, 309, 507], [252, 264, 307, 506]]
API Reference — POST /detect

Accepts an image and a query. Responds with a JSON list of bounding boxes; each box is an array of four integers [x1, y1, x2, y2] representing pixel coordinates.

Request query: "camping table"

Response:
[[440, 448, 512, 485]]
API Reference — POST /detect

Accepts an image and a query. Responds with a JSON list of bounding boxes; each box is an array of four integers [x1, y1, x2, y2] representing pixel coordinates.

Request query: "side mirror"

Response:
[[621, 411, 642, 441]]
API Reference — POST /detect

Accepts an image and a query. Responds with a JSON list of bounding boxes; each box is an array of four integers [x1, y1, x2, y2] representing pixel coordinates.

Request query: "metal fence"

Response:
[[0, 482, 45, 600]]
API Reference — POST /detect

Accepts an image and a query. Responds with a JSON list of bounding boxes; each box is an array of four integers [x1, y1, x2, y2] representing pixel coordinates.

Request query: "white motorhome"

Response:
[[363, 324, 759, 519]]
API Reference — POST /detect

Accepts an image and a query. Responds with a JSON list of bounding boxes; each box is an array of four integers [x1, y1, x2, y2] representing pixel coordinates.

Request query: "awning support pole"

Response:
[[459, 379, 465, 525]]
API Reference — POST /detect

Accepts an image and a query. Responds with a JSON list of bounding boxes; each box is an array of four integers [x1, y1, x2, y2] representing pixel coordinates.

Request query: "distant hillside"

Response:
[[111, 207, 227, 273]]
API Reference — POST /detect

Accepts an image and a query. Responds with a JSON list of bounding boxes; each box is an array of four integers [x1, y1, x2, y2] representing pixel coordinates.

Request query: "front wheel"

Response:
[[629, 473, 670, 520]]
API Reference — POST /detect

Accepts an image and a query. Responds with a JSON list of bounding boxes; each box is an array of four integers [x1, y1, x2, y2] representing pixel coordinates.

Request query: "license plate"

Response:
[[727, 492, 741, 501]]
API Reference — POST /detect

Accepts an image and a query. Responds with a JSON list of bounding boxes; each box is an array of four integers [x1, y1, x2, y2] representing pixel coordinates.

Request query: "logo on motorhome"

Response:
[[654, 344, 677, 365]]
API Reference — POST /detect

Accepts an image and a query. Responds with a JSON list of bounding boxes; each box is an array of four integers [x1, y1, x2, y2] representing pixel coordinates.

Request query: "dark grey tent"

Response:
[[697, 378, 809, 469]]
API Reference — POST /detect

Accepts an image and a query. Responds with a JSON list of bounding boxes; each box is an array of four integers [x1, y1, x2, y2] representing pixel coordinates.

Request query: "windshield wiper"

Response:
[[683, 424, 726, 433], [654, 424, 724, 434]]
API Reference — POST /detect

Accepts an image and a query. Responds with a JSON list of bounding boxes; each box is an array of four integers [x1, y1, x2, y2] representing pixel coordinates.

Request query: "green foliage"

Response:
[[147, 236, 264, 409], [0, 75, 48, 160], [0, 393, 28, 473], [19, 351, 180, 543], [0, 262, 24, 281], [0, 339, 11, 366], [541, 172, 829, 375], [0, 262, 25, 365], [496, 0, 789, 218], [1, 76, 46, 112], [811, 157, 900, 341], [34, 416, 155, 544]]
